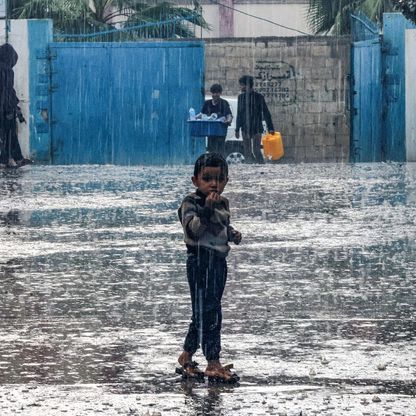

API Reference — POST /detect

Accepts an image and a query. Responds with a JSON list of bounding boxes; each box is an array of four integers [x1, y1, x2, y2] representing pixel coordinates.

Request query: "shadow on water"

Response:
[[0, 163, 415, 407], [110, 373, 416, 396], [109, 378, 244, 416]]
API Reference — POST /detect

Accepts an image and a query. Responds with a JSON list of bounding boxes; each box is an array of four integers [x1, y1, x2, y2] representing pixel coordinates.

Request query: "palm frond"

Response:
[[123, 2, 209, 38], [11, 0, 209, 40], [360, 0, 394, 21], [308, 0, 394, 34]]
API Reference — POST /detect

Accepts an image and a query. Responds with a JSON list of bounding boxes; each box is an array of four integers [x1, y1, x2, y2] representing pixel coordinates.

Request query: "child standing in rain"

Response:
[[177, 153, 241, 383]]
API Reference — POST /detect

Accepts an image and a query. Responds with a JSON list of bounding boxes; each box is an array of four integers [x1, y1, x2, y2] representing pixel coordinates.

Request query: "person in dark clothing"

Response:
[[177, 153, 241, 383], [201, 84, 232, 158], [235, 75, 274, 164], [0, 43, 30, 168]]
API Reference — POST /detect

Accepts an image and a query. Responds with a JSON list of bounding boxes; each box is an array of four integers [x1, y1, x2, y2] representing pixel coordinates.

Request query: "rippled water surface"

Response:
[[0, 163, 415, 415]]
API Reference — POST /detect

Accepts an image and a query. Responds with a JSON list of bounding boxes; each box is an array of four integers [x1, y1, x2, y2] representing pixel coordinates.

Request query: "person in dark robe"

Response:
[[0, 43, 31, 167], [235, 75, 274, 164]]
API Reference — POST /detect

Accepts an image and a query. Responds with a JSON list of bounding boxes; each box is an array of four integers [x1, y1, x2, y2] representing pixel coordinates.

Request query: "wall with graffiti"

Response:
[[205, 36, 351, 163]]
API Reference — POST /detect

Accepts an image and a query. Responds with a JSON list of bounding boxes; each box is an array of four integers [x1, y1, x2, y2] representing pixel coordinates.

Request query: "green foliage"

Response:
[[393, 0, 416, 23], [10, 0, 209, 40], [308, 0, 395, 34]]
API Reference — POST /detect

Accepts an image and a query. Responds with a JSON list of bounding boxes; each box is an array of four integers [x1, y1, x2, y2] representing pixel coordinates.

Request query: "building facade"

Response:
[[183, 0, 311, 38]]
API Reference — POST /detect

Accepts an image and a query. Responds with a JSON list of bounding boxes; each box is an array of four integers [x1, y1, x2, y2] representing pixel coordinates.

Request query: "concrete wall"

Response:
[[0, 1, 5, 17], [205, 36, 351, 162], [406, 29, 416, 162], [0, 20, 30, 157]]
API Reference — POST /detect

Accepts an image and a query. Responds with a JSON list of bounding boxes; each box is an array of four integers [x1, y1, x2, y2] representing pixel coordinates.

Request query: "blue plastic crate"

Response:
[[188, 120, 228, 137]]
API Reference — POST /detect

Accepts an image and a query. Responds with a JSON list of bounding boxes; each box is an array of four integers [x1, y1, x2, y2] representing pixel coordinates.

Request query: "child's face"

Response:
[[211, 91, 221, 102], [192, 166, 228, 196]]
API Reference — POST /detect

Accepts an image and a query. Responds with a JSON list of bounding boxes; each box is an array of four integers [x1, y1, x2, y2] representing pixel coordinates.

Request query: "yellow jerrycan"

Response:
[[262, 132, 284, 161]]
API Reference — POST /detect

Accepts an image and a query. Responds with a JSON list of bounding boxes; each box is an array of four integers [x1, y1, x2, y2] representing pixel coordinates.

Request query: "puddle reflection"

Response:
[[0, 163, 415, 395]]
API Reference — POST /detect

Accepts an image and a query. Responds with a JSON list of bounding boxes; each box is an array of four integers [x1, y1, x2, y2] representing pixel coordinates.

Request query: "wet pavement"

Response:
[[0, 162, 415, 415]]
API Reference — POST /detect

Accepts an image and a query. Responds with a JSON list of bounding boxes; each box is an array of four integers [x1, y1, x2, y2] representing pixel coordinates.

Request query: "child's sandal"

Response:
[[175, 361, 205, 381], [205, 364, 240, 384]]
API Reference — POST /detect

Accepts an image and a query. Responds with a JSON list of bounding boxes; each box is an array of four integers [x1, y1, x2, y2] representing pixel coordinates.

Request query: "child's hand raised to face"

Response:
[[205, 191, 221, 208]]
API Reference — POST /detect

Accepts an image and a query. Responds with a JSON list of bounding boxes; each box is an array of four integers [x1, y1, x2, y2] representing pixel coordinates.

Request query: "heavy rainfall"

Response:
[[1, 1, 416, 415], [1, 163, 415, 415]]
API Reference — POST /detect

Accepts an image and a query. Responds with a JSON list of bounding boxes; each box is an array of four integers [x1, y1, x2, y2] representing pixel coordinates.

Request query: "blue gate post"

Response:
[[28, 19, 53, 162], [350, 13, 382, 162], [382, 13, 416, 162]]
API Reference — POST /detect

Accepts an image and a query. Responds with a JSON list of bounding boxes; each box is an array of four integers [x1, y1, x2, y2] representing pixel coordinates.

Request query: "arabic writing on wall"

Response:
[[254, 61, 296, 106]]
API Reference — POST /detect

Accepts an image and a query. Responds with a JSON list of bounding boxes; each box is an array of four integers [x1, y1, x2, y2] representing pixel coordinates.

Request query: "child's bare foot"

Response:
[[178, 351, 192, 367]]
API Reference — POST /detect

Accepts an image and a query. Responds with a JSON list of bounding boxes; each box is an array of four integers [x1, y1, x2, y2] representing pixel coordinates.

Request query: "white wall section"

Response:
[[191, 3, 310, 38], [406, 29, 416, 162], [0, 19, 30, 157]]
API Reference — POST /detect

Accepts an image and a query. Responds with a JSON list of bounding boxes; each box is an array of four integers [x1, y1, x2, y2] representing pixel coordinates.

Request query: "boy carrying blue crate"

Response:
[[201, 84, 232, 158]]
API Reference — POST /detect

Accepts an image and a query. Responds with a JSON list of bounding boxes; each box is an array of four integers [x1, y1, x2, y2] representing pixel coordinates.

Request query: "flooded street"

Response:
[[0, 162, 415, 415]]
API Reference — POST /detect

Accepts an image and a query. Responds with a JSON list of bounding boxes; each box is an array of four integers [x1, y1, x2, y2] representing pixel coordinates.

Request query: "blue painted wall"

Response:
[[383, 13, 416, 162], [351, 13, 416, 162], [351, 11, 379, 42], [48, 41, 205, 165], [28, 19, 53, 162], [350, 13, 382, 162]]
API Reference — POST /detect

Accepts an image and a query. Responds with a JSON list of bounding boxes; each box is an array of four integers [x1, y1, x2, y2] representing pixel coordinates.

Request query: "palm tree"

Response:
[[10, 0, 209, 40], [307, 0, 395, 35]]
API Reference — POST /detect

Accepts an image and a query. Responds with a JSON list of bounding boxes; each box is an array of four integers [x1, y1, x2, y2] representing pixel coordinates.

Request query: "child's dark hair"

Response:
[[210, 83, 223, 94], [194, 153, 228, 177], [239, 75, 254, 88]]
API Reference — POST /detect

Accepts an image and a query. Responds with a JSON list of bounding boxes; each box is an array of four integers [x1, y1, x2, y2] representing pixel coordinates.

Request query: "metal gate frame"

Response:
[[350, 13, 382, 163], [382, 13, 416, 162], [48, 41, 205, 165], [351, 12, 416, 163]]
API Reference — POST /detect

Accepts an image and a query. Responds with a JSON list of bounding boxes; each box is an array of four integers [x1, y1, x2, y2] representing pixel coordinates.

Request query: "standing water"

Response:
[[0, 163, 415, 415]]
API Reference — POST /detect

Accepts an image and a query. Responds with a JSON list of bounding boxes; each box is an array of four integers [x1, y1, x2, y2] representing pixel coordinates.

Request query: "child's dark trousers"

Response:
[[183, 249, 227, 361]]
